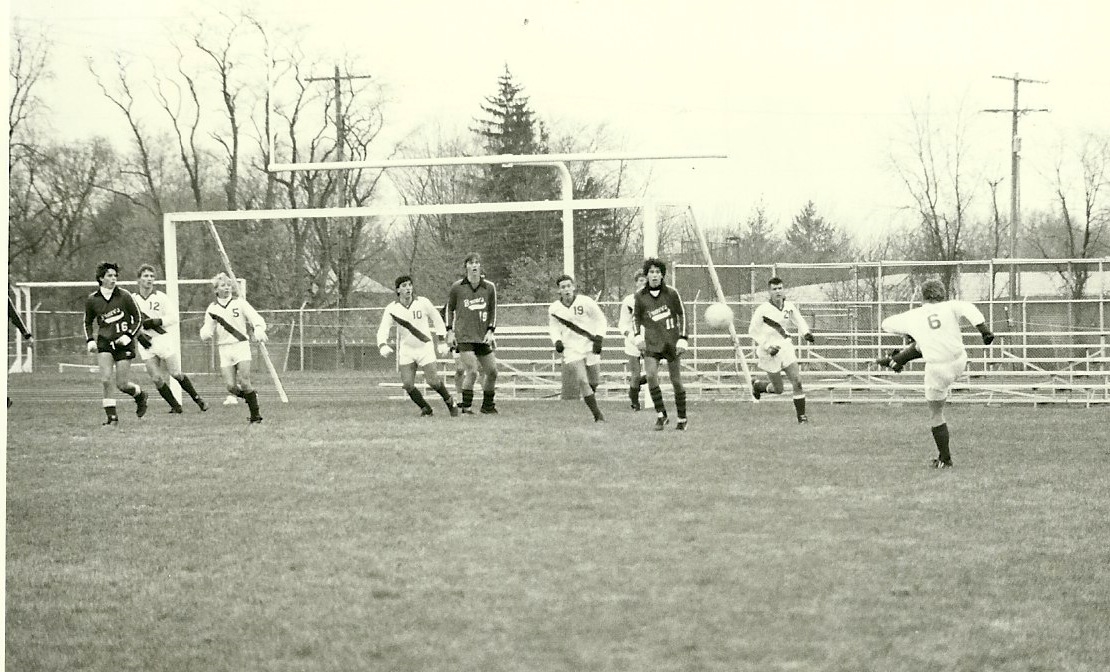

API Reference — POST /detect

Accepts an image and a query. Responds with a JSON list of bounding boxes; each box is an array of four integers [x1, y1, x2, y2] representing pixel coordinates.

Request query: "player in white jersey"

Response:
[[199, 272, 267, 424], [134, 264, 208, 414], [617, 269, 649, 410], [748, 277, 816, 423], [548, 275, 608, 422], [881, 279, 995, 469], [377, 275, 458, 417]]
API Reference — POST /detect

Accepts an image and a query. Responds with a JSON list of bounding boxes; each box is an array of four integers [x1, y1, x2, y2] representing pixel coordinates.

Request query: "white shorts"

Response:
[[399, 342, 437, 367], [219, 341, 253, 367], [923, 354, 968, 402], [757, 342, 797, 373], [623, 336, 640, 357], [139, 334, 177, 362], [563, 346, 601, 366]]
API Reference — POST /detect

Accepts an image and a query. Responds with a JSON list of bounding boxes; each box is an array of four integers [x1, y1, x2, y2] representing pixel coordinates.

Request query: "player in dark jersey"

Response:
[[8, 296, 33, 408], [83, 262, 148, 425], [444, 253, 499, 414], [632, 258, 689, 430]]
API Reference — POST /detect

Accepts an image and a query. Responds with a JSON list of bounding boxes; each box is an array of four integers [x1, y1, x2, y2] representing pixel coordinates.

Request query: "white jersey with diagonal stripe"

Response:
[[548, 294, 607, 361], [376, 296, 446, 353], [199, 297, 267, 346], [748, 299, 809, 350]]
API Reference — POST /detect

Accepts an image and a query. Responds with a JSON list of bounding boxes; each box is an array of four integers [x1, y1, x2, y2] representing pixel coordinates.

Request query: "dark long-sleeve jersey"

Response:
[[445, 277, 497, 343], [632, 284, 686, 355], [83, 287, 142, 344]]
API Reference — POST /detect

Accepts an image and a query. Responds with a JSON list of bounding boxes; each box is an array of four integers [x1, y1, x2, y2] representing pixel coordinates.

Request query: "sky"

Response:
[[9, 0, 1110, 242]]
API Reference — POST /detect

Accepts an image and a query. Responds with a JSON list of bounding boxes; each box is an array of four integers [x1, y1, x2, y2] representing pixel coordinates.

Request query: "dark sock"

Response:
[[793, 395, 806, 418], [245, 390, 261, 419], [176, 374, 200, 401], [104, 404, 118, 421], [431, 382, 453, 406], [931, 424, 951, 463], [675, 387, 687, 419], [629, 386, 640, 406], [649, 385, 666, 414], [638, 375, 647, 387], [893, 345, 923, 367], [407, 387, 429, 411], [157, 383, 181, 410], [233, 387, 247, 399], [583, 394, 602, 420], [754, 380, 767, 395], [481, 390, 496, 410], [461, 389, 473, 409], [589, 382, 598, 394]]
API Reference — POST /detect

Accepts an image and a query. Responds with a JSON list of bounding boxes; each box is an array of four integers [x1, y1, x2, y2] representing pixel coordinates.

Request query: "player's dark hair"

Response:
[[555, 274, 575, 286], [464, 252, 482, 267], [394, 275, 413, 291], [137, 264, 157, 278], [768, 277, 784, 287], [95, 262, 119, 283], [642, 258, 667, 277], [921, 279, 947, 302]]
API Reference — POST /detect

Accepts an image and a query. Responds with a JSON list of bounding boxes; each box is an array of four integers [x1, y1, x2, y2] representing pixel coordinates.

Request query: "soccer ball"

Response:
[[703, 302, 734, 329]]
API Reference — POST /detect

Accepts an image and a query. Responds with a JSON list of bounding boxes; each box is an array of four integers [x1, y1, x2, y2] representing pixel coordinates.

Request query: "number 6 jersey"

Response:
[[881, 300, 985, 363]]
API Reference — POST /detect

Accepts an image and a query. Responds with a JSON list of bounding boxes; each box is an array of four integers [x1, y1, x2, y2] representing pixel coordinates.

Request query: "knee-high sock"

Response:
[[461, 389, 474, 409], [407, 387, 429, 410], [244, 390, 261, 419], [430, 381, 453, 406], [931, 423, 951, 463], [793, 395, 806, 418], [175, 374, 201, 402], [157, 383, 181, 410], [675, 387, 687, 419], [649, 385, 666, 415], [583, 394, 602, 420], [481, 390, 496, 410]]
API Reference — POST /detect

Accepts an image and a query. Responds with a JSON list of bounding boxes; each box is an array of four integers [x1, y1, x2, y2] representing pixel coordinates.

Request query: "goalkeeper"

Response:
[[83, 261, 149, 425]]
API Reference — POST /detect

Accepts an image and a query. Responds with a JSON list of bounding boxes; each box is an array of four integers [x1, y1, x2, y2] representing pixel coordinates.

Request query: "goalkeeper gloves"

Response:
[[676, 338, 689, 354], [633, 333, 646, 351], [86, 340, 98, 354], [554, 340, 565, 353], [379, 344, 394, 357], [592, 336, 603, 355], [137, 333, 153, 349], [767, 344, 781, 357], [803, 332, 815, 344], [114, 334, 132, 348], [982, 332, 996, 345], [436, 342, 449, 356], [141, 317, 163, 330]]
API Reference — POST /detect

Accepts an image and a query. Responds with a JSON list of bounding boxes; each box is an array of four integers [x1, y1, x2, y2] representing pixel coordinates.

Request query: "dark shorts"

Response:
[[457, 342, 494, 357], [98, 337, 137, 362], [645, 345, 680, 363]]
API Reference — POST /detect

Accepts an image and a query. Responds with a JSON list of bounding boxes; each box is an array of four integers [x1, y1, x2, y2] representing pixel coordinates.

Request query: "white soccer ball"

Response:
[[703, 302, 734, 329]]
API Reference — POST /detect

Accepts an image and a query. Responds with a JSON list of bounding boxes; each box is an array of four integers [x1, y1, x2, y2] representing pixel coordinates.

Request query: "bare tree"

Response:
[[1030, 133, 1110, 299], [8, 24, 50, 172]]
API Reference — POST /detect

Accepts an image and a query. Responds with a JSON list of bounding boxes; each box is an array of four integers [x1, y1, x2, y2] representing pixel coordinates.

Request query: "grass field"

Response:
[[5, 374, 1110, 671]]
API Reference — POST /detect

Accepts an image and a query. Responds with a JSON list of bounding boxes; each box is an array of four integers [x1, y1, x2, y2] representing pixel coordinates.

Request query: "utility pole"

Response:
[[984, 73, 1048, 301], [305, 66, 373, 207]]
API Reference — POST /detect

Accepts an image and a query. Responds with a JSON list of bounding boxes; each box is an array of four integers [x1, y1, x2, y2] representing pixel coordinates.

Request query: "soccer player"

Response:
[[199, 272, 266, 424], [377, 275, 459, 417], [632, 258, 689, 430], [748, 277, 816, 423], [548, 275, 608, 423], [618, 269, 649, 410], [83, 262, 148, 425], [8, 296, 33, 408], [444, 253, 499, 414], [134, 264, 208, 414], [880, 279, 995, 469]]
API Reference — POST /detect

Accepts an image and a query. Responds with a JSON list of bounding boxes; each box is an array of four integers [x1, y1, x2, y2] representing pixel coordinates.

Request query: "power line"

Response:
[[304, 66, 373, 207], [983, 73, 1049, 302]]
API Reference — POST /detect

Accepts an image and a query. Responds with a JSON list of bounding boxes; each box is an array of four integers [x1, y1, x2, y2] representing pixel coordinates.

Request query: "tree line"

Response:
[[9, 12, 1110, 311]]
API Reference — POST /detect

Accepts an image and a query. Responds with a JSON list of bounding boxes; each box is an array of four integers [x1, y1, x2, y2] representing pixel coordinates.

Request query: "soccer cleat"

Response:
[[168, 407, 184, 415], [249, 416, 264, 425], [875, 350, 904, 373], [797, 414, 809, 424], [654, 416, 669, 431], [102, 417, 119, 427], [459, 406, 474, 415], [448, 404, 460, 417], [931, 458, 953, 469], [480, 406, 498, 415], [420, 407, 434, 417], [676, 418, 688, 431], [135, 391, 149, 418], [751, 382, 762, 401], [594, 413, 606, 423], [630, 401, 641, 411], [196, 398, 209, 412]]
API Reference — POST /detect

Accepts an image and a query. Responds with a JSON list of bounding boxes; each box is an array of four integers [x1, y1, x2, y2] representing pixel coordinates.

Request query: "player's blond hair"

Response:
[[211, 272, 233, 291]]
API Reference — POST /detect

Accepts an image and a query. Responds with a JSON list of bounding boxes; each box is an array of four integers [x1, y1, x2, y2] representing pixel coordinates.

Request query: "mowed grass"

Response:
[[6, 380, 1110, 671]]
